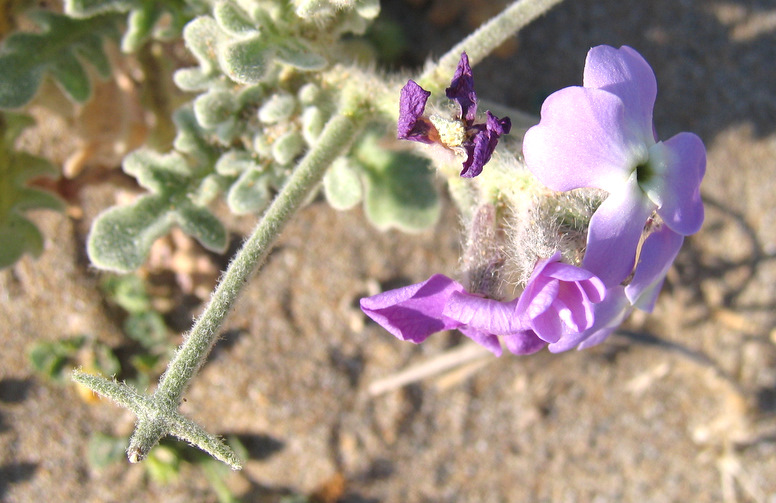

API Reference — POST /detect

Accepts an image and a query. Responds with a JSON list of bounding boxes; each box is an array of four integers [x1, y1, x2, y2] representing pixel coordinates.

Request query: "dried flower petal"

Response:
[[445, 51, 477, 122], [397, 79, 435, 143]]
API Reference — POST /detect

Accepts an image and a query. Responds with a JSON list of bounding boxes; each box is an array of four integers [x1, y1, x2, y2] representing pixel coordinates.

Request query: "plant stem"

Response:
[[127, 112, 360, 462], [156, 113, 359, 404], [418, 0, 566, 91]]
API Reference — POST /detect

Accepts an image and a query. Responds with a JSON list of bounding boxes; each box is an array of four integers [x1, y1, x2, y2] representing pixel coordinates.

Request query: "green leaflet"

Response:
[[0, 11, 119, 108], [215, 150, 272, 215], [0, 113, 65, 269], [323, 157, 362, 211], [65, 0, 199, 53], [64, 0, 137, 17], [326, 133, 440, 232], [87, 149, 227, 272]]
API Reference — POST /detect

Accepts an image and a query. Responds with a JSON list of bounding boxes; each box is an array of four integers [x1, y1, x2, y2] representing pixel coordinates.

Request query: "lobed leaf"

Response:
[[0, 113, 65, 268], [193, 89, 239, 129], [0, 11, 119, 108], [213, 0, 258, 37], [219, 35, 273, 84], [87, 149, 227, 272], [65, 0, 137, 17], [323, 157, 362, 210], [354, 134, 440, 232], [275, 41, 327, 71], [67, 0, 198, 53], [226, 169, 272, 214]]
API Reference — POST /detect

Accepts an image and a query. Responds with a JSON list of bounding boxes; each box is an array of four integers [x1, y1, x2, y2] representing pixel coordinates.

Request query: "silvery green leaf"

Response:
[[0, 114, 65, 268], [323, 157, 362, 210], [237, 85, 265, 107], [193, 173, 229, 205], [172, 105, 218, 164], [174, 204, 228, 252], [252, 133, 273, 158], [0, 12, 118, 108], [271, 131, 305, 165], [123, 150, 196, 193], [193, 89, 238, 128], [257, 92, 296, 124], [87, 195, 174, 272], [183, 16, 223, 75], [65, 0, 136, 17], [173, 68, 215, 92], [275, 42, 327, 71], [214, 1, 258, 36], [355, 135, 440, 232], [301, 106, 325, 145], [88, 149, 227, 271], [215, 150, 259, 176], [297, 83, 321, 106], [121, 3, 163, 52], [219, 35, 272, 84], [226, 169, 271, 214]]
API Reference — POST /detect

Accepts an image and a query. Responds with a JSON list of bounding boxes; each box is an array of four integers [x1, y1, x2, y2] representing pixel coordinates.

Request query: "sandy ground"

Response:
[[2, 0, 776, 502]]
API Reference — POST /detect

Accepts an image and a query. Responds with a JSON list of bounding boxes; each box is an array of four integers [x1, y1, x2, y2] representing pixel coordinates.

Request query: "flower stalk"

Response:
[[418, 0, 566, 92], [74, 111, 362, 468]]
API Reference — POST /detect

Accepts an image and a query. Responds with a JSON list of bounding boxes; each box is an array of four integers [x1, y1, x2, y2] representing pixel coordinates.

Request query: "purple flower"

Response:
[[359, 274, 504, 356], [522, 45, 705, 287], [397, 52, 511, 178], [547, 226, 684, 352], [360, 253, 606, 356], [443, 252, 606, 345]]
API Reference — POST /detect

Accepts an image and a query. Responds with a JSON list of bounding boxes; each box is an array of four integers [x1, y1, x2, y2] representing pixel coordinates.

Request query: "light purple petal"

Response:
[[578, 276, 607, 304], [543, 260, 599, 282], [555, 283, 592, 332], [582, 175, 656, 287], [458, 326, 502, 356], [522, 86, 646, 193], [443, 292, 523, 335], [643, 132, 706, 236], [548, 286, 630, 352], [445, 52, 477, 123], [522, 276, 559, 320], [360, 274, 464, 343], [583, 45, 656, 145], [398, 80, 434, 143], [625, 226, 684, 311], [531, 306, 564, 343], [503, 330, 547, 355]]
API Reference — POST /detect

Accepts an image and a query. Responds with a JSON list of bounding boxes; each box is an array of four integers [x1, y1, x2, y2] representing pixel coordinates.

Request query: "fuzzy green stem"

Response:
[[418, 0, 565, 91], [76, 111, 361, 468], [154, 113, 359, 406]]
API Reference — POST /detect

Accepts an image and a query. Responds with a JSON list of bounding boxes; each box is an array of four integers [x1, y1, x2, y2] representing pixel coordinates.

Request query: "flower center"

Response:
[[429, 115, 467, 150], [635, 160, 654, 185]]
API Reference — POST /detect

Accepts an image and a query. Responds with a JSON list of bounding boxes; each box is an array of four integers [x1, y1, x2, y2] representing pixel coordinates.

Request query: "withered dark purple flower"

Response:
[[397, 52, 511, 178]]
